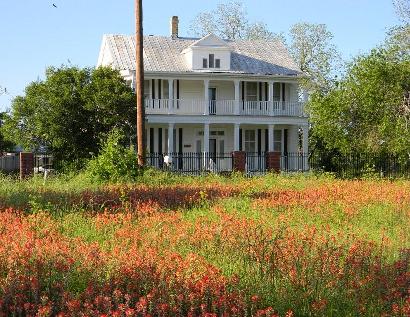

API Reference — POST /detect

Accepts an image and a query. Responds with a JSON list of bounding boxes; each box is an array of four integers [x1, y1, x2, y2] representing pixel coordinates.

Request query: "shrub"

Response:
[[86, 129, 141, 183]]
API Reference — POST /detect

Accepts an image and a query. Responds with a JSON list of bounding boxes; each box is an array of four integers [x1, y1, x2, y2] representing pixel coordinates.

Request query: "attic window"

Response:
[[215, 59, 221, 68], [203, 58, 208, 68], [209, 54, 215, 68]]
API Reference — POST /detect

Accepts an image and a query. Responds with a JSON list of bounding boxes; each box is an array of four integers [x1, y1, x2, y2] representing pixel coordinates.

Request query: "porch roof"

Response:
[[100, 35, 302, 77]]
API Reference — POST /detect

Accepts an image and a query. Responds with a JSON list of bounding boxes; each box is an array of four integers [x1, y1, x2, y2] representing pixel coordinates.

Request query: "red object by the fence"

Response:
[[232, 151, 246, 172], [266, 151, 281, 172], [19, 152, 34, 180]]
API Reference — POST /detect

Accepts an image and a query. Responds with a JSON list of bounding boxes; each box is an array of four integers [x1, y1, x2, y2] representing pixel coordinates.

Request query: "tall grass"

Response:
[[0, 172, 408, 316]]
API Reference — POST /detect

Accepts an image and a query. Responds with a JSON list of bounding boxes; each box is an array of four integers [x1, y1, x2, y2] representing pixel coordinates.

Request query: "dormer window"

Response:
[[209, 54, 215, 68], [182, 34, 232, 71], [202, 55, 221, 69]]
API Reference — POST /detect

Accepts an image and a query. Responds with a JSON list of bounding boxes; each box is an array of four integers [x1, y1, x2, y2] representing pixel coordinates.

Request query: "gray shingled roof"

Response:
[[104, 34, 302, 76]]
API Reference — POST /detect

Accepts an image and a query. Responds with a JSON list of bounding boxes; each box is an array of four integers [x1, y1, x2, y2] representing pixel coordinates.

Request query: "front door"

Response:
[[209, 88, 217, 115], [209, 138, 217, 162]]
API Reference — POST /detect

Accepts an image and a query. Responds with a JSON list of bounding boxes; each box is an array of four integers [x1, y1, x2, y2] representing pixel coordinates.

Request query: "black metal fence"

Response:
[[146, 152, 233, 175], [146, 152, 410, 178], [281, 153, 309, 172], [309, 152, 410, 178], [145, 152, 310, 176], [5, 151, 410, 179], [245, 152, 266, 174]]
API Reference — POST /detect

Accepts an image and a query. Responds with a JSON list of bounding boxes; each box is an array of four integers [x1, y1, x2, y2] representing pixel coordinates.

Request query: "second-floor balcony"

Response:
[[145, 99, 306, 117]]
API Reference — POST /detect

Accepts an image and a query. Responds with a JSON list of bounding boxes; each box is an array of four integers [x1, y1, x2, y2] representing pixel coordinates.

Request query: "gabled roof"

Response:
[[189, 33, 230, 48], [99, 34, 302, 76]]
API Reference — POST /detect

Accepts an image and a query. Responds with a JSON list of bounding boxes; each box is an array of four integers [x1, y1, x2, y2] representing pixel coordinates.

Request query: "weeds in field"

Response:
[[0, 174, 408, 316]]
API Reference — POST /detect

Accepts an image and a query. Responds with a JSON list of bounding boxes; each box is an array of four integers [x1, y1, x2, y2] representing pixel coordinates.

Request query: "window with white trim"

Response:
[[202, 55, 221, 69], [209, 54, 215, 68], [245, 130, 256, 153], [274, 130, 281, 152]]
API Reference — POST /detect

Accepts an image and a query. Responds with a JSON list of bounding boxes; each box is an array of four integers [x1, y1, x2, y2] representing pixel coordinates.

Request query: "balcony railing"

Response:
[[145, 99, 306, 117]]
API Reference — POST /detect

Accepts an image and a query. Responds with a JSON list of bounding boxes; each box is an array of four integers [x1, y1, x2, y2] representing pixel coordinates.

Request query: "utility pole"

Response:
[[135, 0, 145, 166]]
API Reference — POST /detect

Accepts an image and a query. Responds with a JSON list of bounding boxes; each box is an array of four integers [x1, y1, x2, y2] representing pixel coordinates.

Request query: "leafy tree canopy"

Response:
[[308, 44, 410, 156], [309, 1, 409, 158], [2, 66, 135, 162], [385, 24, 410, 58], [0, 112, 15, 153]]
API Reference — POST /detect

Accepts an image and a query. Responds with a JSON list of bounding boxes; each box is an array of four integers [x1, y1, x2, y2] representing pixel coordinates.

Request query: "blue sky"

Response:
[[0, 0, 401, 111]]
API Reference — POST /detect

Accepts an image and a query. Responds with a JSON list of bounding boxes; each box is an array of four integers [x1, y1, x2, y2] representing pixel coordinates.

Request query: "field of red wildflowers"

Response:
[[0, 175, 408, 316]]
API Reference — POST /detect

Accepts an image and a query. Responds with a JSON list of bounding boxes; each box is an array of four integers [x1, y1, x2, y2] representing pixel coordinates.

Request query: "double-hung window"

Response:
[[245, 130, 256, 153], [209, 54, 215, 68]]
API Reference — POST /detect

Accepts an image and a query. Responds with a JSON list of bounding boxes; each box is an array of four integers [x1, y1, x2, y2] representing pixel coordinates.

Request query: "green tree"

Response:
[[2, 66, 135, 163], [385, 24, 410, 58], [86, 128, 140, 183], [0, 112, 15, 153], [308, 46, 410, 155]]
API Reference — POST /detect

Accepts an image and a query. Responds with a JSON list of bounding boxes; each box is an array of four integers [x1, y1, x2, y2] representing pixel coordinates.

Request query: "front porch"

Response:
[[145, 123, 309, 173]]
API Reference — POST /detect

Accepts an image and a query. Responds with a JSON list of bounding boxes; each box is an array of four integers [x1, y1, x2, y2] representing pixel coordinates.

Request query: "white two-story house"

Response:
[[97, 16, 309, 173]]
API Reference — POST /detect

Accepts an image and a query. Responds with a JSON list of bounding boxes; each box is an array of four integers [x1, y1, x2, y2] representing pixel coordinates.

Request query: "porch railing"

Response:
[[144, 99, 170, 114], [145, 99, 306, 117]]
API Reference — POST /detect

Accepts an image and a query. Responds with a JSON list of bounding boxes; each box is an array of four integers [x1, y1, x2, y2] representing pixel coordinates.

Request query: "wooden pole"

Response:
[[135, 0, 145, 166]]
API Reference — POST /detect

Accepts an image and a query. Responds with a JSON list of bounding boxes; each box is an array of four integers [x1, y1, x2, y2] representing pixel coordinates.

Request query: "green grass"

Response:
[[0, 171, 409, 316]]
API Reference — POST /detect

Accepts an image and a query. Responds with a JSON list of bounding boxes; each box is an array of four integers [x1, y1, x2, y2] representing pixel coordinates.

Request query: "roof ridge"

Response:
[[99, 34, 302, 75]]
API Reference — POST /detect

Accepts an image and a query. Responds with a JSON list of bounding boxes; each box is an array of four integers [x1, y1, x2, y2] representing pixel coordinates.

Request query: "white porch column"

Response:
[[168, 79, 174, 114], [268, 124, 275, 152], [234, 80, 240, 115], [154, 79, 158, 99], [204, 79, 210, 115], [268, 81, 274, 102], [203, 123, 210, 168], [268, 81, 274, 115], [234, 123, 240, 151], [302, 124, 309, 170], [168, 123, 174, 155], [287, 126, 299, 154]]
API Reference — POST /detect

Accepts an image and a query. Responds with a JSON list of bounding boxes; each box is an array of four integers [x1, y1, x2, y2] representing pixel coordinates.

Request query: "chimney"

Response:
[[170, 16, 179, 39]]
